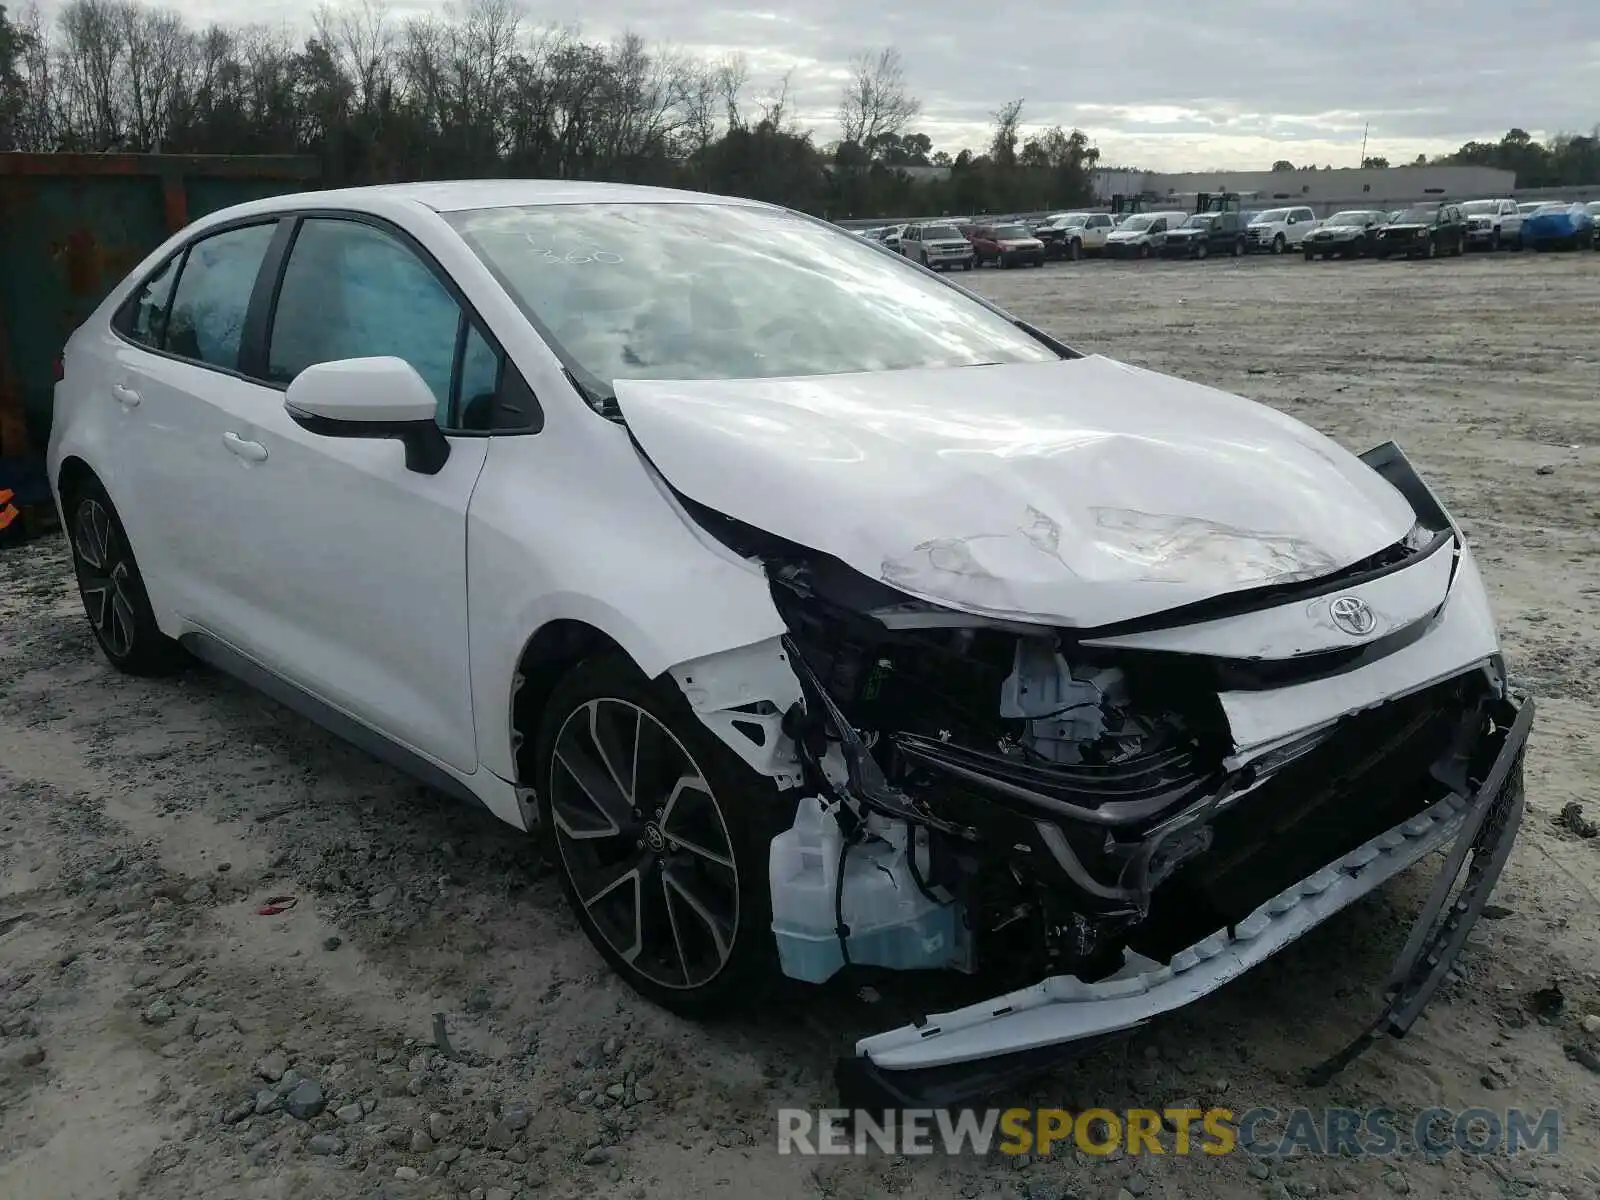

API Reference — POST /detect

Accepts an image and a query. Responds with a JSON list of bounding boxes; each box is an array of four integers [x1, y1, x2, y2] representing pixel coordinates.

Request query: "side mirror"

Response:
[[284, 356, 450, 475]]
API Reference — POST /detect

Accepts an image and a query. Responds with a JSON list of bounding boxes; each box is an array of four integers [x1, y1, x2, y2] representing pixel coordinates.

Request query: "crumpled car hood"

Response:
[[615, 356, 1418, 629]]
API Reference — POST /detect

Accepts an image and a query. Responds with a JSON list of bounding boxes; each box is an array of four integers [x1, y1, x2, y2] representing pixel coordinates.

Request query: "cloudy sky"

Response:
[[167, 1, 1600, 170]]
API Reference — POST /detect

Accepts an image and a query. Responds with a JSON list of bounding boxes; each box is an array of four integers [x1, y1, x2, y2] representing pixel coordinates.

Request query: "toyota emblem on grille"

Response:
[[1330, 596, 1377, 636]]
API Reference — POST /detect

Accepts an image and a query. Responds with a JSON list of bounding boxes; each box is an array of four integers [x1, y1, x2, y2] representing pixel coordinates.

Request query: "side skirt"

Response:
[[178, 630, 492, 814]]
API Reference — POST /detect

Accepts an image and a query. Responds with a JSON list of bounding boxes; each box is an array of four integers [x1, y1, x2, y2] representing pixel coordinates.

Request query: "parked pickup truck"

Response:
[[1460, 199, 1523, 251], [1244, 206, 1320, 254], [1032, 212, 1117, 260]]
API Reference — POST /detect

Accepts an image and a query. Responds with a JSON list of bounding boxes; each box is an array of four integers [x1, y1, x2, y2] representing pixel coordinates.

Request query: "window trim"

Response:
[[253, 209, 544, 437], [110, 216, 284, 386]]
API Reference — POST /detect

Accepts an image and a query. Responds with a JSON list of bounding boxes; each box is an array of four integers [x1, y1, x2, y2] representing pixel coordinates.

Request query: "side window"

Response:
[[457, 325, 502, 431], [162, 223, 277, 370], [119, 254, 181, 349], [268, 219, 460, 424]]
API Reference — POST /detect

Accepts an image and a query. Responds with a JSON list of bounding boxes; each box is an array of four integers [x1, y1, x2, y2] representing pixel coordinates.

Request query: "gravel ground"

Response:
[[2, 249, 1599, 1200]]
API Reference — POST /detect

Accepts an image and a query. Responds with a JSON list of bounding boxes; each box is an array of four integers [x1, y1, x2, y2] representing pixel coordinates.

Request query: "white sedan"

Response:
[[50, 180, 1531, 1105]]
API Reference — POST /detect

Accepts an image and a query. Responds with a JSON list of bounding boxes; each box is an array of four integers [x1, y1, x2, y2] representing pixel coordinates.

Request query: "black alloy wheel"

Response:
[[67, 479, 185, 675], [536, 654, 792, 1013]]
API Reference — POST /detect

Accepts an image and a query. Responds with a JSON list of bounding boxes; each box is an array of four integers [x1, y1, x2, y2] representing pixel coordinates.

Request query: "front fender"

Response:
[[466, 426, 789, 781]]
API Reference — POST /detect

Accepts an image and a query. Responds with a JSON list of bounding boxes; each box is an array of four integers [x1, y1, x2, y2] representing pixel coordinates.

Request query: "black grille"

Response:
[[1128, 671, 1485, 958]]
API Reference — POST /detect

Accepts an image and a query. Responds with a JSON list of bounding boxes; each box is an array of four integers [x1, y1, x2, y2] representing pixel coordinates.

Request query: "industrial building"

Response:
[[1093, 165, 1519, 214]]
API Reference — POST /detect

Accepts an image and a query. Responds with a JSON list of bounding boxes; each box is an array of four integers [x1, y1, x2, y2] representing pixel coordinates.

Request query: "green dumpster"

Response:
[[0, 153, 321, 470]]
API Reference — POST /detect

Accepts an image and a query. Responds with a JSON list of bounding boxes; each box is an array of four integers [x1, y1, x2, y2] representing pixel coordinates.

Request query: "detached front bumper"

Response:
[[842, 690, 1532, 1106]]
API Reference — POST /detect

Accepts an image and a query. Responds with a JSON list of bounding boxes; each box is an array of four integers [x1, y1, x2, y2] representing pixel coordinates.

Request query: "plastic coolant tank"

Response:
[[768, 796, 969, 984]]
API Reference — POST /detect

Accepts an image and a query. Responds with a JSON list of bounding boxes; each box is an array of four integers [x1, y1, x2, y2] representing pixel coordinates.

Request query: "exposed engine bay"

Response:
[[679, 484, 1507, 1003]]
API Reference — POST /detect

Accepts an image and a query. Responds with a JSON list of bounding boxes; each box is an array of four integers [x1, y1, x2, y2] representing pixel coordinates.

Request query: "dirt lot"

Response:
[[3, 250, 1599, 1200]]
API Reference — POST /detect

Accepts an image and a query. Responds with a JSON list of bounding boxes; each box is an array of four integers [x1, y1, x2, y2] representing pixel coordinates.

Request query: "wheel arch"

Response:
[[56, 455, 102, 511], [509, 618, 629, 786], [506, 618, 806, 798]]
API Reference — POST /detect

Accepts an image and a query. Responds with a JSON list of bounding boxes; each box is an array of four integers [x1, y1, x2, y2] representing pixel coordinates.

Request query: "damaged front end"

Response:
[[666, 445, 1531, 1106]]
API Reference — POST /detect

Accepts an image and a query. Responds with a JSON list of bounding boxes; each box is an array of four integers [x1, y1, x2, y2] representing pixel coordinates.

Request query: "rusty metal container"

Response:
[[0, 153, 320, 476]]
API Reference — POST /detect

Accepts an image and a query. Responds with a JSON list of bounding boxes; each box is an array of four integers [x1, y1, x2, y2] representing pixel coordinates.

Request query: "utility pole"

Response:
[[1360, 123, 1369, 168]]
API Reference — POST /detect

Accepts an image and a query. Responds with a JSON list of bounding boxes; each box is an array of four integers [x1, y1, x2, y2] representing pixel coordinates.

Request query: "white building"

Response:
[[1092, 165, 1518, 212]]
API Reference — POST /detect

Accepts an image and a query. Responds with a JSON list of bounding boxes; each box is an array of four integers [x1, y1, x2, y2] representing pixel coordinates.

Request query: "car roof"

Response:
[[196, 179, 773, 223]]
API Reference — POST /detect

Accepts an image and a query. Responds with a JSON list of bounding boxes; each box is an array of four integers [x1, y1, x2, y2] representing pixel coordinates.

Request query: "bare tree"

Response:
[[313, 0, 393, 117], [717, 50, 747, 131], [116, 2, 186, 149], [55, 0, 127, 148], [836, 45, 918, 152], [757, 67, 793, 129], [989, 97, 1023, 167]]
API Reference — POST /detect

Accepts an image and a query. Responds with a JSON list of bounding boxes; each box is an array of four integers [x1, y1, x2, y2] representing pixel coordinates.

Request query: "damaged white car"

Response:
[[50, 182, 1531, 1105]]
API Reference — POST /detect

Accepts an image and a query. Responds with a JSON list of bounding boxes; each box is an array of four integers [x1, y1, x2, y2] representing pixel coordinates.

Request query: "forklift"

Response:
[[1195, 191, 1244, 214]]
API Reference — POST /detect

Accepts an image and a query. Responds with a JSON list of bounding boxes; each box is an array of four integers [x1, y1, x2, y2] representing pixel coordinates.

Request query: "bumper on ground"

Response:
[[842, 689, 1533, 1105]]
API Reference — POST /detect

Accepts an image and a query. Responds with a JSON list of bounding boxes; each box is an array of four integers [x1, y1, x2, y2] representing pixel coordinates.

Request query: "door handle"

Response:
[[222, 431, 268, 463], [111, 383, 141, 408]]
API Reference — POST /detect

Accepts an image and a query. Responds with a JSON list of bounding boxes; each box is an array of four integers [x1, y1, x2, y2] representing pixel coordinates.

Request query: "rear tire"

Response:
[[535, 653, 796, 1016], [64, 477, 186, 676]]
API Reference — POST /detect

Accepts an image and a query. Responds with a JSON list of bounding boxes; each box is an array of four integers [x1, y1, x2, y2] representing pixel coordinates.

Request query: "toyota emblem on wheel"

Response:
[[1330, 595, 1377, 636]]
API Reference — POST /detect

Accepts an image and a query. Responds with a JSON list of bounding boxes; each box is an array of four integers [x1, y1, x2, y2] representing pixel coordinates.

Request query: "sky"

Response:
[[147, 1, 1600, 170]]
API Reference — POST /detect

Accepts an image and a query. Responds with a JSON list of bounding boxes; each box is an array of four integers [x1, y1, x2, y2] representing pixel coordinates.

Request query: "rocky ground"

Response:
[[2, 249, 1599, 1200]]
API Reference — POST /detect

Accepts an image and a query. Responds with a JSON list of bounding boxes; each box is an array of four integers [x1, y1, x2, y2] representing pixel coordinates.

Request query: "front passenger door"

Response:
[[212, 216, 497, 774]]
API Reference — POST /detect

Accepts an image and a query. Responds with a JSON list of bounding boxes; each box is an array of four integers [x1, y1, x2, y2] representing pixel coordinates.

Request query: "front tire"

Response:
[[536, 653, 793, 1015], [65, 478, 185, 676], [1272, 233, 1286, 255]]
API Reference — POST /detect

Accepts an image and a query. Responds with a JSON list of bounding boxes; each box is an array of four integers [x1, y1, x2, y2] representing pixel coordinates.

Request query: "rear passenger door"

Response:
[[208, 214, 512, 774], [105, 220, 282, 622]]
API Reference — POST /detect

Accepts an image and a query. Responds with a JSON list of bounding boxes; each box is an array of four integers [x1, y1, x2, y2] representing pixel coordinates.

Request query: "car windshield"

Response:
[[920, 225, 962, 240], [1325, 211, 1372, 225], [1054, 214, 1089, 226], [445, 202, 1059, 391], [1394, 207, 1439, 223], [1460, 201, 1498, 214], [993, 225, 1029, 238], [1117, 216, 1153, 231], [1250, 209, 1290, 224], [1182, 214, 1215, 228]]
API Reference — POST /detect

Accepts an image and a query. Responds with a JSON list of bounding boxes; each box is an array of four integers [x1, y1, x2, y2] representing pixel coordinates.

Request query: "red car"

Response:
[[965, 223, 1046, 268]]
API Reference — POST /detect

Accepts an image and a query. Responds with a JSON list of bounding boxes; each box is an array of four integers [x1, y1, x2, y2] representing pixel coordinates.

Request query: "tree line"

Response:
[[3, 1, 1595, 220], [0, 0, 1100, 218]]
